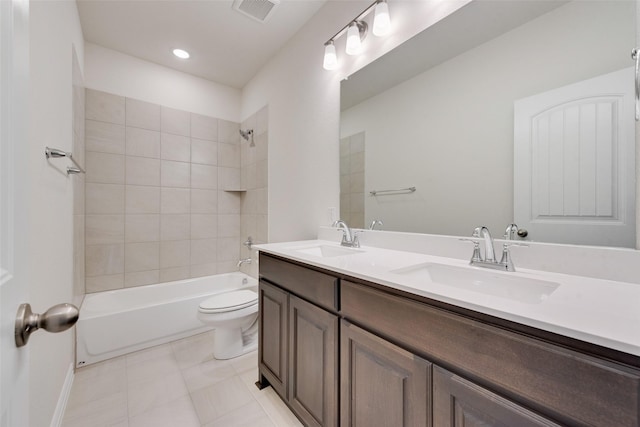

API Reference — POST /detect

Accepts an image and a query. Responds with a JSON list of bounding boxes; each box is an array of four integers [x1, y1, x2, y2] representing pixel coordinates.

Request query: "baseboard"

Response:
[[50, 362, 74, 427]]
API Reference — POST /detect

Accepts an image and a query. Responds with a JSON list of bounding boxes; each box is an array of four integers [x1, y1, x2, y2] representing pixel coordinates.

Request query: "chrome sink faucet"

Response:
[[460, 225, 527, 272], [333, 220, 361, 248]]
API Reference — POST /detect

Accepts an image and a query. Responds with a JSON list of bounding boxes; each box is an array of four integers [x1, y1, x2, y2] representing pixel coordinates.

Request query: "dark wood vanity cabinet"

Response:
[[258, 255, 339, 427], [341, 320, 431, 427], [259, 253, 640, 427]]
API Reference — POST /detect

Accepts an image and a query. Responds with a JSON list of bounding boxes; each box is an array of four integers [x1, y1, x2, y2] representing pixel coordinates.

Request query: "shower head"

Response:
[[239, 129, 255, 147]]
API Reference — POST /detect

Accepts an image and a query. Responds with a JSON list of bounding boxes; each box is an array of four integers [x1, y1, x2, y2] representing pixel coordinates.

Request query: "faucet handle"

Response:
[[459, 238, 482, 262]]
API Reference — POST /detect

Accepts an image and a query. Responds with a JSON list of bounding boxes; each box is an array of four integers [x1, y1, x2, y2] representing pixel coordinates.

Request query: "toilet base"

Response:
[[212, 321, 259, 360]]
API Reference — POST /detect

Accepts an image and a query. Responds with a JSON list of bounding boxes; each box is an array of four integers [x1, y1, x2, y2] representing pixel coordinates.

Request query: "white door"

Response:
[[1, 0, 30, 425], [514, 67, 635, 247]]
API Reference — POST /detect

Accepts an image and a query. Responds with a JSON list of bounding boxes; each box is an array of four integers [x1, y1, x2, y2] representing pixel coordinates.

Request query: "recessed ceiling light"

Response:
[[172, 49, 190, 59]]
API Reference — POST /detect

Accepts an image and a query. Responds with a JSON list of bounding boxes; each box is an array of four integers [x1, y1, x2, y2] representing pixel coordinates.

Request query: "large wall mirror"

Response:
[[340, 0, 637, 248]]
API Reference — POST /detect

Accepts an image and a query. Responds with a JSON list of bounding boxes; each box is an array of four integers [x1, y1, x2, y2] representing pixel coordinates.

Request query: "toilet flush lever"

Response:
[[15, 303, 79, 348]]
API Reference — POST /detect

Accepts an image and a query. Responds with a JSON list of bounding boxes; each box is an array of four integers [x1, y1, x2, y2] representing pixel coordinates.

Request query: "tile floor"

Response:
[[62, 331, 303, 427]]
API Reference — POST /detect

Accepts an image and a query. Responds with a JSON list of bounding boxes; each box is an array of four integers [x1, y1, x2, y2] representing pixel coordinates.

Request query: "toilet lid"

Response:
[[199, 290, 258, 313]]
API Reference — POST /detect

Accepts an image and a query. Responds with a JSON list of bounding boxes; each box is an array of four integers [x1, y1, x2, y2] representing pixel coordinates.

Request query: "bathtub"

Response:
[[76, 272, 258, 367]]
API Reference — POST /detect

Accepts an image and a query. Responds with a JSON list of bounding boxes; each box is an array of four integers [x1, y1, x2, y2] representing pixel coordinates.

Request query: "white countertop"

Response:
[[255, 239, 640, 357]]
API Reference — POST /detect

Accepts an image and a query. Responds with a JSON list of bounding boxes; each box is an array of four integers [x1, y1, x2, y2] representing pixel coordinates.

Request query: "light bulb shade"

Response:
[[373, 1, 391, 36], [346, 21, 365, 55], [323, 42, 338, 70]]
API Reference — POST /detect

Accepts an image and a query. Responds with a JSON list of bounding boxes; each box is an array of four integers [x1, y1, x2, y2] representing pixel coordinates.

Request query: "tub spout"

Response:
[[237, 258, 252, 268]]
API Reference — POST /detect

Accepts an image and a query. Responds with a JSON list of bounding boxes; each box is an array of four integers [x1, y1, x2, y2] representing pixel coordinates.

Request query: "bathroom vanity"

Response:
[[256, 242, 640, 427]]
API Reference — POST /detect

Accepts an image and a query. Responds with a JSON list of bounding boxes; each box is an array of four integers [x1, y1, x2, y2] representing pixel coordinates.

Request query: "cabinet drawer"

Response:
[[260, 253, 339, 311], [341, 280, 640, 427]]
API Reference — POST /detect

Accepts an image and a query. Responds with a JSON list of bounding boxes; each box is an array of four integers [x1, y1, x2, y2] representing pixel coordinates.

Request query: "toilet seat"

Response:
[[199, 290, 258, 314]]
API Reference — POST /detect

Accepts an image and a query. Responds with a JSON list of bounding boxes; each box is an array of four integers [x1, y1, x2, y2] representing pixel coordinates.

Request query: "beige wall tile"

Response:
[[126, 98, 160, 131], [160, 266, 190, 283], [350, 192, 364, 213], [218, 167, 240, 189], [216, 261, 237, 274], [256, 215, 268, 243], [161, 214, 190, 241], [86, 215, 125, 245], [350, 132, 365, 153], [216, 237, 239, 262], [218, 120, 240, 144], [340, 155, 350, 176], [218, 191, 240, 214], [240, 214, 256, 240], [86, 120, 125, 154], [161, 107, 190, 136], [86, 152, 125, 184], [191, 214, 217, 239], [255, 133, 267, 162], [218, 143, 239, 168], [256, 188, 267, 215], [125, 270, 159, 288], [126, 127, 160, 158], [190, 239, 217, 265], [161, 160, 191, 188], [245, 165, 257, 190], [161, 188, 190, 214], [126, 156, 160, 186], [86, 244, 124, 276], [191, 164, 217, 189], [125, 242, 160, 273], [340, 137, 350, 157], [240, 190, 256, 214], [125, 185, 160, 214], [256, 160, 268, 188], [350, 151, 364, 174], [190, 263, 217, 278], [125, 214, 160, 243], [86, 274, 124, 293], [191, 189, 217, 214], [86, 183, 124, 214], [86, 89, 125, 125], [340, 175, 350, 194], [160, 240, 190, 268], [191, 139, 217, 165], [191, 114, 218, 141], [350, 172, 364, 193], [217, 214, 240, 238], [161, 133, 191, 162]]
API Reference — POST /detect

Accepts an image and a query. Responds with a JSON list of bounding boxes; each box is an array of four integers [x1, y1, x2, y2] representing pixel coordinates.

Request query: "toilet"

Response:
[[197, 289, 259, 360]]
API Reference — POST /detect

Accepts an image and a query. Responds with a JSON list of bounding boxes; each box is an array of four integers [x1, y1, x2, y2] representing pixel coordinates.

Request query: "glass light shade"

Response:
[[373, 1, 391, 36], [345, 22, 363, 55], [323, 42, 338, 70]]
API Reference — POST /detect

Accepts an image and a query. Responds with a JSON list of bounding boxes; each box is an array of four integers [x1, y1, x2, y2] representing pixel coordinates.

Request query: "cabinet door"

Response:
[[433, 366, 561, 427], [259, 279, 288, 399], [288, 295, 339, 427], [341, 320, 431, 427]]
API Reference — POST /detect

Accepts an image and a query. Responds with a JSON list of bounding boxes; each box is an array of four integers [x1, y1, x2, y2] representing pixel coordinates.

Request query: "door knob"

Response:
[[15, 303, 79, 348]]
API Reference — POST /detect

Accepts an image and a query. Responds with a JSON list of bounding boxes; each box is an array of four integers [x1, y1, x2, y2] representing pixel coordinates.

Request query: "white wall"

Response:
[[241, 0, 470, 242], [28, 1, 84, 425], [341, 0, 633, 236], [84, 42, 241, 122]]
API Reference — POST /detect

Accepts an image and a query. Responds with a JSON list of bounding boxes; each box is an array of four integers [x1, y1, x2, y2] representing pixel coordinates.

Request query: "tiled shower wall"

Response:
[[340, 131, 365, 229], [239, 107, 268, 278], [84, 89, 249, 292]]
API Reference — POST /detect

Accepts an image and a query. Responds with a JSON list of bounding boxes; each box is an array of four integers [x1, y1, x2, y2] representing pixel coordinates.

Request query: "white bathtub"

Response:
[[76, 272, 258, 367]]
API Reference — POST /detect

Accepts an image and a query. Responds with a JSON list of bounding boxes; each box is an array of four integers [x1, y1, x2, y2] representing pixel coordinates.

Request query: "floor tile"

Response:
[[125, 343, 173, 367], [128, 396, 200, 427], [62, 392, 128, 427], [181, 356, 236, 393], [171, 331, 215, 369], [257, 387, 304, 427], [126, 348, 180, 385], [230, 350, 258, 374], [127, 372, 189, 417], [239, 367, 263, 399], [203, 400, 276, 427], [190, 376, 254, 424]]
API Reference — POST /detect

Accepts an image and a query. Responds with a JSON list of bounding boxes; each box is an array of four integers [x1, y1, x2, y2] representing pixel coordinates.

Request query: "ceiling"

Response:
[[77, 0, 326, 89]]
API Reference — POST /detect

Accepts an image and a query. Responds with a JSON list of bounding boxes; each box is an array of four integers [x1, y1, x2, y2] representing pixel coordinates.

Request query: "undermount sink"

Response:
[[291, 244, 363, 258], [391, 262, 559, 304]]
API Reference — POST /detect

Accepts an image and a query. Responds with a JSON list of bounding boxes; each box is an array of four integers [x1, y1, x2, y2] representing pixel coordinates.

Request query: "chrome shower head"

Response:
[[239, 129, 255, 147]]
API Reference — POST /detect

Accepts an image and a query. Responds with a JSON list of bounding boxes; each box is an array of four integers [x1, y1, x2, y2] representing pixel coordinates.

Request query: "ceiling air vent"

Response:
[[232, 0, 280, 23]]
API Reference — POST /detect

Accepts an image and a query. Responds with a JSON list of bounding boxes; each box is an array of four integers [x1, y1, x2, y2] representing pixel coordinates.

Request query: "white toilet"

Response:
[[197, 289, 259, 360]]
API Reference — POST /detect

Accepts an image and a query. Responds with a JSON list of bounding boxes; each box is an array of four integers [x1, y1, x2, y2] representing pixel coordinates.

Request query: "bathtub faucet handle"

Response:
[[243, 237, 253, 250]]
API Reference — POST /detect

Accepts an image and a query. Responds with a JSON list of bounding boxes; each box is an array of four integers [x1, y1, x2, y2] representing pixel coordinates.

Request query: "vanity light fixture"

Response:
[[172, 48, 190, 59], [322, 0, 392, 70]]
